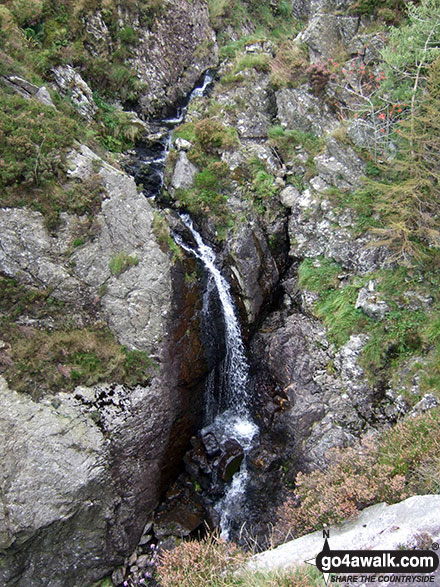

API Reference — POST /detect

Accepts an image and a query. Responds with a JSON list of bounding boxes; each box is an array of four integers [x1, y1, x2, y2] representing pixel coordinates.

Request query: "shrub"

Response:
[[233, 53, 271, 74], [275, 436, 406, 542], [275, 408, 440, 542], [194, 118, 238, 153], [0, 91, 77, 189], [109, 252, 139, 276], [270, 41, 308, 89], [156, 535, 248, 587]]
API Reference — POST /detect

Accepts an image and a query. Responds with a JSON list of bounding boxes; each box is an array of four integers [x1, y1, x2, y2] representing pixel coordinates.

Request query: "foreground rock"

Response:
[[0, 146, 206, 585], [249, 495, 440, 573]]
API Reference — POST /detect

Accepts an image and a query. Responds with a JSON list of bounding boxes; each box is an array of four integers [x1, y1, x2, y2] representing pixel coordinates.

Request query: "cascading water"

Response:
[[125, 72, 214, 197], [127, 69, 259, 539], [173, 214, 259, 538]]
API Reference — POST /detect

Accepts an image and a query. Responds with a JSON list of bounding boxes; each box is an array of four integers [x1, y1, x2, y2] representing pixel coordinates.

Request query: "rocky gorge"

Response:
[[1, 0, 440, 585]]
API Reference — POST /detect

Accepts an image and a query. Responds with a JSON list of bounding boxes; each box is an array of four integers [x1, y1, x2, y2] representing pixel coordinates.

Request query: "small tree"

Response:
[[369, 58, 440, 263]]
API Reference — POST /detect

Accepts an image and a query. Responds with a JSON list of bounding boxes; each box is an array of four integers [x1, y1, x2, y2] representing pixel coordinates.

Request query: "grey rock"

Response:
[[401, 291, 434, 311], [0, 376, 114, 585], [249, 495, 440, 572], [215, 71, 273, 139], [0, 144, 172, 354], [347, 119, 377, 149], [279, 185, 300, 208], [133, 0, 218, 117], [112, 567, 126, 586], [52, 65, 97, 120], [315, 136, 365, 190], [410, 394, 439, 416], [252, 313, 369, 470], [276, 87, 338, 136], [228, 222, 280, 325], [300, 14, 360, 61], [1, 75, 54, 107], [35, 85, 55, 108], [4, 75, 38, 95], [355, 286, 389, 320], [68, 145, 172, 353], [171, 152, 198, 190], [175, 137, 193, 151], [287, 185, 388, 274]]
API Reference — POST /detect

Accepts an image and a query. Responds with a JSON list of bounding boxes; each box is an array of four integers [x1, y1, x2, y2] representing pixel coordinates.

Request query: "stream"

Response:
[[125, 70, 260, 540]]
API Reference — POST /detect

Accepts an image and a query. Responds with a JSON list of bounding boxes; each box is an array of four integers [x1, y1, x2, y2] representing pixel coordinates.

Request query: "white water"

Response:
[[173, 214, 258, 538]]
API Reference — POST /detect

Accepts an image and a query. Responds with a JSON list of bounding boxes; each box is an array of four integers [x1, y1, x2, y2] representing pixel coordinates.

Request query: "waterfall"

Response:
[[128, 69, 258, 539], [173, 214, 258, 538], [126, 71, 214, 197]]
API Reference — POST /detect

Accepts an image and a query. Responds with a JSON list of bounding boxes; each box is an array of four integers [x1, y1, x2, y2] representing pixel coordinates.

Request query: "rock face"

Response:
[[249, 494, 440, 573], [0, 146, 206, 585], [130, 0, 218, 117], [52, 65, 97, 120], [250, 313, 376, 471]]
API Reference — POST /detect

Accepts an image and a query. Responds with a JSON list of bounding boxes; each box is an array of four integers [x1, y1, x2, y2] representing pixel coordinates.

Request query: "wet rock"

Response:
[[202, 431, 220, 456], [227, 222, 281, 325], [112, 566, 126, 586], [154, 496, 205, 538], [134, 0, 218, 117], [218, 439, 244, 482], [250, 313, 373, 471]]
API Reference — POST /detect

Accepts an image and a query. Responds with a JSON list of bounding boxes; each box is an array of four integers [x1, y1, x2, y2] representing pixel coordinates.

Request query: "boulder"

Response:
[[171, 152, 198, 190], [249, 495, 440, 573], [52, 65, 97, 120]]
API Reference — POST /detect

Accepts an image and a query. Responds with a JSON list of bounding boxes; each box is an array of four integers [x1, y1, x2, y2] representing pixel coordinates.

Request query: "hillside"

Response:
[[0, 1, 439, 585]]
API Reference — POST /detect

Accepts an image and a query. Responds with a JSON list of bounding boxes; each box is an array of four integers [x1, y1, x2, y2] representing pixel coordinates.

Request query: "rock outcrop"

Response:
[[249, 494, 440, 574], [0, 145, 206, 585]]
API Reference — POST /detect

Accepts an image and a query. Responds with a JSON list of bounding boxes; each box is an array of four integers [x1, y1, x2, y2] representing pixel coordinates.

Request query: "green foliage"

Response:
[[211, 0, 299, 42], [0, 90, 77, 189], [367, 58, 440, 263], [276, 408, 440, 540], [194, 118, 238, 153], [361, 309, 427, 375], [315, 285, 366, 347], [156, 533, 323, 586], [94, 94, 143, 151], [349, 0, 409, 22], [109, 252, 139, 276], [233, 53, 271, 74], [152, 211, 183, 261], [298, 258, 342, 292], [381, 0, 440, 103], [269, 40, 308, 89], [268, 125, 324, 166], [0, 275, 156, 398], [117, 25, 138, 45]]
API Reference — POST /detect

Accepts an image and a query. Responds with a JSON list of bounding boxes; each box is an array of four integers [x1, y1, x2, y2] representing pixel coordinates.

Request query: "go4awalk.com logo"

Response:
[[306, 529, 439, 585]]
